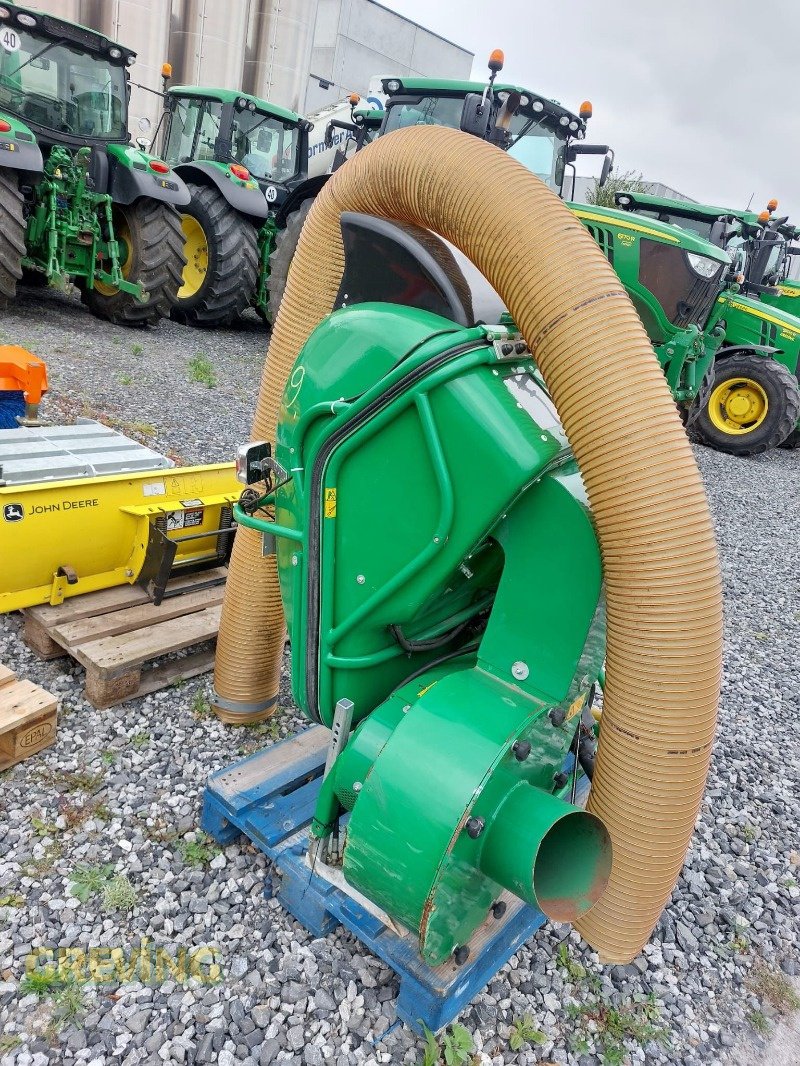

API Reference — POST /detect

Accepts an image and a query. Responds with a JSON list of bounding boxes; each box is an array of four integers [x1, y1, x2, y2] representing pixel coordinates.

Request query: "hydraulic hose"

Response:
[[213, 126, 722, 962]]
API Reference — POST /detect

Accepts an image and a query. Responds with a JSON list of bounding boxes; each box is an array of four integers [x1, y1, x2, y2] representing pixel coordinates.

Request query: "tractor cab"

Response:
[[614, 191, 799, 298], [379, 55, 613, 200], [0, 4, 132, 148], [160, 86, 312, 214]]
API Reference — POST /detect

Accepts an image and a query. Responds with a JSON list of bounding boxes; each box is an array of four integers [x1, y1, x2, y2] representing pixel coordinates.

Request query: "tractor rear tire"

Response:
[[267, 198, 313, 322], [81, 200, 185, 326], [693, 352, 800, 456], [781, 427, 800, 449], [0, 170, 25, 308], [172, 183, 259, 327]]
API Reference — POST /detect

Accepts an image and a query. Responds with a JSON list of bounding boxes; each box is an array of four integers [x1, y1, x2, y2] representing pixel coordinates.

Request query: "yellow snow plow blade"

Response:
[[0, 464, 240, 612]]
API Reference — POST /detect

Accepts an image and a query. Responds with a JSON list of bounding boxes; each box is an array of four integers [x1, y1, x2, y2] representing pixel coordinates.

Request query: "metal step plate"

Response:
[[0, 419, 173, 485]]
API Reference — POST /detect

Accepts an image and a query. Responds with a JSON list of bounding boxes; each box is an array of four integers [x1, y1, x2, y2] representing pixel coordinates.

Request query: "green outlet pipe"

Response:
[[480, 783, 612, 922]]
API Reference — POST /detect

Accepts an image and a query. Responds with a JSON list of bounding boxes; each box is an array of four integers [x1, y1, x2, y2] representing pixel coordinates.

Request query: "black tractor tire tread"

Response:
[[267, 198, 313, 320], [82, 201, 185, 326], [172, 182, 259, 327], [695, 352, 800, 456], [780, 427, 800, 449], [0, 170, 26, 307]]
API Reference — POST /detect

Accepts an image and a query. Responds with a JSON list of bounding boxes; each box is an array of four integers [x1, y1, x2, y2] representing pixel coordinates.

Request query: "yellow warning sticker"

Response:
[[564, 691, 586, 723], [324, 487, 337, 518]]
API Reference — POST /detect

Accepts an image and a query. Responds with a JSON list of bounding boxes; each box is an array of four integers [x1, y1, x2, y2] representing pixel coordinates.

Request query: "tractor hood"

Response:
[[571, 202, 730, 262], [716, 289, 800, 342]]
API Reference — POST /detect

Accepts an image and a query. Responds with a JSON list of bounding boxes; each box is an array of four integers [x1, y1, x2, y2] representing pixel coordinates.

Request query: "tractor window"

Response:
[[163, 98, 223, 164], [383, 95, 467, 134], [231, 109, 300, 182], [633, 209, 717, 243], [507, 123, 561, 191], [0, 27, 126, 138]]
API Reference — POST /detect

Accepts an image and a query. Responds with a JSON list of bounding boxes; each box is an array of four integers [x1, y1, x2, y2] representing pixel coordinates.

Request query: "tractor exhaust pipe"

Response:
[[213, 126, 722, 962]]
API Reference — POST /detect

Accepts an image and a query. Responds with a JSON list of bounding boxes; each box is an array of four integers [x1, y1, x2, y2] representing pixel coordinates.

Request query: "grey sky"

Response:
[[382, 0, 800, 221]]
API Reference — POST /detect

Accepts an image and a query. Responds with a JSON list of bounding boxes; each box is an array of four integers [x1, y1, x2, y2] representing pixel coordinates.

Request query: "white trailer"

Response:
[[305, 77, 387, 178]]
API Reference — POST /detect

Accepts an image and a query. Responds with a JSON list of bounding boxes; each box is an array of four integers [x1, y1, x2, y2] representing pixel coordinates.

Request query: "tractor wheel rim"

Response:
[[708, 376, 768, 434], [94, 215, 132, 297], [178, 214, 209, 299]]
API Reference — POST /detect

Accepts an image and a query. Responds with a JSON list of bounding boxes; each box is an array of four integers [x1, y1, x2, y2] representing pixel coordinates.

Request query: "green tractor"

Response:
[[157, 84, 380, 326], [0, 3, 188, 325], [360, 58, 800, 455], [615, 191, 800, 450]]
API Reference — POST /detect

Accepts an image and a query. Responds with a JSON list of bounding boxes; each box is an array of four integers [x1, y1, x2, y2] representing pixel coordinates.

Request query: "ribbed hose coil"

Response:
[[214, 126, 722, 962]]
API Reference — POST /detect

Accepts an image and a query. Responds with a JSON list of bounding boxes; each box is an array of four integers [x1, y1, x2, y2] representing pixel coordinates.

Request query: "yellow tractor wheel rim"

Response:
[[708, 376, 769, 435], [94, 215, 132, 297], [178, 214, 209, 299]]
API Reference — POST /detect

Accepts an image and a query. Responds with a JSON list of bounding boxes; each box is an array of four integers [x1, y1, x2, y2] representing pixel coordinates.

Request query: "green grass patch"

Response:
[[188, 353, 216, 388], [101, 875, 138, 913], [750, 961, 800, 1014]]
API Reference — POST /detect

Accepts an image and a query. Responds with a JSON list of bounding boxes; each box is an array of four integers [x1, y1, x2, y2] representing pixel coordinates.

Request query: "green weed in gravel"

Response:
[[566, 993, 669, 1062], [188, 353, 216, 388], [191, 692, 212, 719], [747, 1009, 770, 1035], [750, 961, 800, 1014], [68, 863, 115, 902], [177, 831, 220, 868], [102, 875, 138, 913], [509, 1014, 547, 1051], [20, 970, 87, 1030], [419, 1022, 475, 1065]]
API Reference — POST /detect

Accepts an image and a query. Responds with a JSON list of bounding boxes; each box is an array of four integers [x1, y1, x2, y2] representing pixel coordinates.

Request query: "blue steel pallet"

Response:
[[201, 725, 585, 1035]]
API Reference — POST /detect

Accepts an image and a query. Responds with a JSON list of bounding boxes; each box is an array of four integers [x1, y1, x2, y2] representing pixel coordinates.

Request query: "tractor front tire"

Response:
[[267, 198, 313, 321], [172, 183, 259, 327], [82, 200, 185, 326], [0, 170, 25, 308], [694, 352, 800, 456]]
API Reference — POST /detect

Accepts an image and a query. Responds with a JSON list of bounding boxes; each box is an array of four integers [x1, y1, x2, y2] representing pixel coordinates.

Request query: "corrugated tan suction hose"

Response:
[[214, 126, 722, 963]]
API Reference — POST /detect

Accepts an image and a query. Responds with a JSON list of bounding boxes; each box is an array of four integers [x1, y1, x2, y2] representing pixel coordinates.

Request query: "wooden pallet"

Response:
[[201, 727, 591, 1035], [21, 568, 226, 709], [0, 665, 58, 770]]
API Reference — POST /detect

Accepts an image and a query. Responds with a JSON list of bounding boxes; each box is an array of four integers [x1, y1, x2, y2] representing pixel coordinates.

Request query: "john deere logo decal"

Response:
[[3, 503, 24, 523]]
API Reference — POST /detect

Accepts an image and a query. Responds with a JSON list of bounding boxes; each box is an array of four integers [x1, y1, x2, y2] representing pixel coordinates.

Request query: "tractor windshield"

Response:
[[164, 96, 300, 183], [382, 94, 466, 134], [382, 93, 566, 195], [0, 25, 127, 139], [231, 109, 300, 183]]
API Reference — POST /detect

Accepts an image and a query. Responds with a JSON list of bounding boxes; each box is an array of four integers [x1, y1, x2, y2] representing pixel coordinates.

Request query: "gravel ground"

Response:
[[1, 285, 799, 1066]]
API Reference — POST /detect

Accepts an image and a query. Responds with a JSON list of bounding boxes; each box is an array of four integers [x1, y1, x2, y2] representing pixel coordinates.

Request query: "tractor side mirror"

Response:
[[460, 93, 491, 138], [709, 220, 734, 247], [566, 143, 614, 187]]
